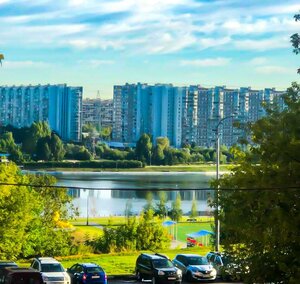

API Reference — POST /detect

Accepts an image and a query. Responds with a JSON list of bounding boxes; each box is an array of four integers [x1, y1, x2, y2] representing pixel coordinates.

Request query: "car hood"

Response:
[[156, 268, 177, 272], [189, 265, 214, 271], [42, 272, 66, 278]]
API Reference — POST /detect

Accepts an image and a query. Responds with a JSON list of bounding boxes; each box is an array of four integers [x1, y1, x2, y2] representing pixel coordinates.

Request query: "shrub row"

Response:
[[23, 160, 144, 169]]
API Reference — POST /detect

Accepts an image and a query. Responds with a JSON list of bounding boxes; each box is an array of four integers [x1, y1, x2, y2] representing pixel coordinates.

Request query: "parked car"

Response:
[[206, 252, 246, 281], [0, 262, 18, 270], [0, 267, 43, 284], [172, 254, 216, 282], [67, 263, 107, 284], [30, 257, 71, 284], [135, 253, 182, 284]]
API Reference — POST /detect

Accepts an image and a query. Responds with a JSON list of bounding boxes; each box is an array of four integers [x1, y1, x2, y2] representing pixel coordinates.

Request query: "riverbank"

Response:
[[24, 164, 232, 172]]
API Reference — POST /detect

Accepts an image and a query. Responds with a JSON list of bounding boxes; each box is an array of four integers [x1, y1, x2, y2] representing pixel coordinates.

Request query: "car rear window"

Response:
[[41, 264, 64, 272], [86, 267, 103, 273]]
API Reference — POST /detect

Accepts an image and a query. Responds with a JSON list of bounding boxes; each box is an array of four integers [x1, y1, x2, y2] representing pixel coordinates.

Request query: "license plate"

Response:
[[168, 277, 176, 280], [92, 275, 100, 278]]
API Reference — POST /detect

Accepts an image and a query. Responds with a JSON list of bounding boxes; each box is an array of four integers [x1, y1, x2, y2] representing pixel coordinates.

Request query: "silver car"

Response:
[[172, 254, 216, 282]]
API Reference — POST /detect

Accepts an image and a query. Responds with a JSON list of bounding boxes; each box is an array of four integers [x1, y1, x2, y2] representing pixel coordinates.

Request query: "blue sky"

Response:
[[0, 0, 299, 98]]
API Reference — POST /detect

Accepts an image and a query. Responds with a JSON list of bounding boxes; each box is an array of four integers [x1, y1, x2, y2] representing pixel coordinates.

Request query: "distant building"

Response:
[[112, 83, 286, 148], [82, 98, 113, 129], [0, 84, 82, 142]]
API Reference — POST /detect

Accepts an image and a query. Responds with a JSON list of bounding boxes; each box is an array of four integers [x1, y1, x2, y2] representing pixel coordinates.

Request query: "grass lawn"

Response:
[[56, 246, 213, 275], [32, 164, 231, 172], [176, 222, 213, 242]]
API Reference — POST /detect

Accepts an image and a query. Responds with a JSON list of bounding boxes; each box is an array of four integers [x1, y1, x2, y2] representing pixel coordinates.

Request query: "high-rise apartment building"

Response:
[[0, 84, 82, 141], [82, 98, 113, 129], [112, 83, 285, 148]]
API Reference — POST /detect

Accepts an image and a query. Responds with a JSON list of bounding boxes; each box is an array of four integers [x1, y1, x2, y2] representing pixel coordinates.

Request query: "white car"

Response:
[[173, 254, 217, 282], [30, 257, 70, 284]]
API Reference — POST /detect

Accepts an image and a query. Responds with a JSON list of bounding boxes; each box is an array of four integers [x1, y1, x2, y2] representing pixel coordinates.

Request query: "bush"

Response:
[[23, 160, 144, 169]]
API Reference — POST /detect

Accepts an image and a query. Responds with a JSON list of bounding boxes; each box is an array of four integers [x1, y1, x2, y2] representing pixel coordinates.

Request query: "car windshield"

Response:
[[41, 264, 64, 272], [152, 259, 174, 269], [86, 267, 103, 273], [187, 257, 209, 265]]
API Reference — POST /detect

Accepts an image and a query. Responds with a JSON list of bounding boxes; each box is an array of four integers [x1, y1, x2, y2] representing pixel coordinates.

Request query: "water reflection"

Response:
[[53, 171, 215, 217]]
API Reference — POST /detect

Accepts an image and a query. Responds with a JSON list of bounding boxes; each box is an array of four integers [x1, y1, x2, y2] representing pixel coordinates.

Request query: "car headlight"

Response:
[[176, 269, 182, 275], [157, 270, 165, 276], [64, 274, 71, 282], [42, 275, 49, 281], [211, 269, 217, 276]]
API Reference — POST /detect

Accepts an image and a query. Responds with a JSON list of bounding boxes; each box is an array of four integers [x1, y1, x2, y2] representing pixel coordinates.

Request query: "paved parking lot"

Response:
[[108, 276, 243, 284]]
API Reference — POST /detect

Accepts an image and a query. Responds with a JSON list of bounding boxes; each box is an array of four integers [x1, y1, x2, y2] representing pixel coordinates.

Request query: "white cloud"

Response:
[[249, 57, 267, 66], [180, 57, 231, 67], [79, 59, 115, 67], [4, 61, 50, 68], [234, 37, 288, 51], [255, 65, 291, 74]]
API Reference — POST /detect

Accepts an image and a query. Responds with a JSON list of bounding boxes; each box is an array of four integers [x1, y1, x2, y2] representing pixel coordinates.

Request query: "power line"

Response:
[[0, 182, 299, 191]]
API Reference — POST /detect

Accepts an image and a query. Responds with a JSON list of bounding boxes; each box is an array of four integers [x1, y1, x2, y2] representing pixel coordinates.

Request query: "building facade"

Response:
[[0, 84, 82, 141], [82, 98, 113, 129], [112, 83, 285, 148]]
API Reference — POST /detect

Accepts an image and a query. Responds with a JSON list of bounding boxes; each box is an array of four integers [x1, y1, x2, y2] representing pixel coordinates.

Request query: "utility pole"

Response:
[[215, 114, 235, 252]]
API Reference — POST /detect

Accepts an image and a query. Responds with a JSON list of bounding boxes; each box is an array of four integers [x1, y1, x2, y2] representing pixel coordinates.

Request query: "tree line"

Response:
[[0, 122, 235, 166]]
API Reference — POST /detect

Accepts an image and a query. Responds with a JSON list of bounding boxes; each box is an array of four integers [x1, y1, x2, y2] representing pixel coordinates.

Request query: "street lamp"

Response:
[[214, 114, 235, 252]]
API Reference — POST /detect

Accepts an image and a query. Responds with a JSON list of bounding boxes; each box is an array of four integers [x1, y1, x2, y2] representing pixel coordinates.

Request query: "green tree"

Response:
[[49, 133, 66, 161], [290, 12, 300, 73], [144, 191, 154, 212], [0, 163, 74, 259], [190, 198, 198, 218], [135, 133, 152, 164], [169, 193, 183, 222], [22, 121, 51, 155], [0, 132, 23, 163], [136, 209, 171, 251], [155, 191, 168, 219], [212, 83, 300, 283]]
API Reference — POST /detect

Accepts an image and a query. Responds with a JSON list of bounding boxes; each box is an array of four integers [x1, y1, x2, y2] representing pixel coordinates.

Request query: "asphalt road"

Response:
[[108, 277, 242, 284]]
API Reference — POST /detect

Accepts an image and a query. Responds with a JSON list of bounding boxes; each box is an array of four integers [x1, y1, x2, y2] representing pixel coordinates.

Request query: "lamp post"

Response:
[[214, 114, 235, 252]]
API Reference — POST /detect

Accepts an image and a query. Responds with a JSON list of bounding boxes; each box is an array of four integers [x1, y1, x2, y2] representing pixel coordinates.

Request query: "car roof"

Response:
[[36, 257, 60, 264], [176, 254, 202, 258], [141, 253, 168, 260], [3, 268, 37, 273], [78, 263, 100, 268]]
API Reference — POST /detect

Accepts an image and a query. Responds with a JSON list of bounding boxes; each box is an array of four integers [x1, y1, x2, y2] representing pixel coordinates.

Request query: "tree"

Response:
[[49, 133, 66, 161], [0, 132, 23, 163], [190, 198, 198, 218], [22, 121, 51, 155], [144, 191, 154, 212], [211, 83, 300, 283], [169, 193, 183, 222], [290, 12, 300, 73], [135, 133, 152, 164], [155, 191, 168, 219], [0, 163, 74, 259]]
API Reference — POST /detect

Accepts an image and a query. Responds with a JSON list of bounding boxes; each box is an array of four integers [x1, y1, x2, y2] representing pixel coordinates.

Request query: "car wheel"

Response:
[[152, 276, 156, 284], [186, 272, 193, 282], [136, 271, 142, 282]]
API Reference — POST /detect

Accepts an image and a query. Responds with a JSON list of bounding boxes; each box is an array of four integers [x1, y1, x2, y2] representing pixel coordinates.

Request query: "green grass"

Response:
[[176, 222, 213, 242], [35, 164, 231, 172], [56, 246, 213, 275]]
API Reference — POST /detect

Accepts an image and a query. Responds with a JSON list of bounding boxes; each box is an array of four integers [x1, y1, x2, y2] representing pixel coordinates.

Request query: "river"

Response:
[[48, 171, 215, 217]]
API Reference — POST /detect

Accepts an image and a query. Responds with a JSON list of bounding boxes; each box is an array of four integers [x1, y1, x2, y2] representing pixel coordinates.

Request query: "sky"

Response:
[[0, 0, 299, 98]]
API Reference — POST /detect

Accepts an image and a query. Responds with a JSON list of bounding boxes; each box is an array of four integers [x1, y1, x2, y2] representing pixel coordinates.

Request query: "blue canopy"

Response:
[[187, 230, 214, 237], [162, 220, 177, 227]]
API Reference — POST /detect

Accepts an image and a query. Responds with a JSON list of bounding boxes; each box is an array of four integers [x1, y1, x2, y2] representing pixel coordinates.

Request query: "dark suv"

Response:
[[135, 253, 182, 284], [0, 267, 43, 284]]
